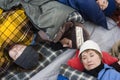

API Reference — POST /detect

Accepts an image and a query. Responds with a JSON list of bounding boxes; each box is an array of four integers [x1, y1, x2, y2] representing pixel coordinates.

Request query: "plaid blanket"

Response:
[[0, 10, 84, 80], [59, 64, 97, 80], [0, 8, 34, 49], [1, 42, 67, 80], [0, 8, 35, 76]]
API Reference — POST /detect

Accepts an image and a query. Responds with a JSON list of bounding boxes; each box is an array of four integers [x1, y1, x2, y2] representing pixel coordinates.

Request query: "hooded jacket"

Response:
[[98, 64, 120, 80]]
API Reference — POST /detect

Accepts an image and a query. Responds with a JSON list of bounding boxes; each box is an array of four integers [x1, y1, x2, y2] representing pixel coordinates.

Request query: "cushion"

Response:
[[58, 0, 108, 29], [67, 50, 118, 71]]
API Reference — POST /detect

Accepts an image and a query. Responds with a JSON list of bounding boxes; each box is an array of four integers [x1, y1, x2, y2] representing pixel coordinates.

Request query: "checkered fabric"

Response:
[[0, 10, 85, 80], [0, 8, 34, 76], [1, 42, 67, 80], [0, 54, 11, 76], [66, 11, 84, 23], [0, 8, 34, 49], [59, 64, 97, 80]]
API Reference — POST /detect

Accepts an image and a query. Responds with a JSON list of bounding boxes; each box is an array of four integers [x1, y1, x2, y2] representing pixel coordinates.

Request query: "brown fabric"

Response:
[[57, 21, 90, 49], [111, 40, 120, 60]]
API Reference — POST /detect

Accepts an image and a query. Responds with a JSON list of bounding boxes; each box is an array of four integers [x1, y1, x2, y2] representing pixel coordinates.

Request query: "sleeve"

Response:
[[50, 42, 66, 51]]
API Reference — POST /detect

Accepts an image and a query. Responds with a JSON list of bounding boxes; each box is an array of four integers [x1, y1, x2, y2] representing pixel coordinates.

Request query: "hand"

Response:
[[60, 38, 72, 48], [96, 0, 108, 10]]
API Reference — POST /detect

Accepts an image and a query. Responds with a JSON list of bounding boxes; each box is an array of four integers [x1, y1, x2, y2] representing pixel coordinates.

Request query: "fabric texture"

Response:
[[0, 8, 34, 76], [111, 40, 120, 60], [0, 8, 34, 49], [21, 1, 75, 41], [53, 11, 85, 43], [66, 11, 84, 23], [0, 0, 75, 41], [57, 74, 69, 80], [98, 64, 120, 80], [110, 62, 120, 72], [58, 64, 97, 80], [67, 50, 118, 71], [14, 46, 39, 69], [0, 53, 11, 76], [58, 0, 108, 29], [56, 21, 90, 49], [103, 0, 116, 16], [1, 42, 67, 80], [79, 40, 102, 57]]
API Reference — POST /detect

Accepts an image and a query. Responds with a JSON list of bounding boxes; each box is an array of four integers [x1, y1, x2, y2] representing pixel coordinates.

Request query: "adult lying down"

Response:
[[57, 40, 120, 80]]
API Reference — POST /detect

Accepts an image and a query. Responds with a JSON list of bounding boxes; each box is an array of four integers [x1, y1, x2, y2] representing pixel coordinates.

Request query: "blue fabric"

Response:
[[58, 0, 108, 29], [57, 74, 69, 80], [103, 0, 116, 16], [98, 64, 120, 80]]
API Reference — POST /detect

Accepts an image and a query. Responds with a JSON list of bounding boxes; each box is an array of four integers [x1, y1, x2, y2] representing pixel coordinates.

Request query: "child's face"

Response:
[[96, 0, 108, 10], [81, 50, 101, 71], [9, 44, 27, 60]]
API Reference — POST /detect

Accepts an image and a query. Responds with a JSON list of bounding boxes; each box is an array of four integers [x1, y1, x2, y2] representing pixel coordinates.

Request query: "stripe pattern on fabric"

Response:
[[0, 9, 34, 49], [1, 42, 66, 80], [59, 64, 97, 80]]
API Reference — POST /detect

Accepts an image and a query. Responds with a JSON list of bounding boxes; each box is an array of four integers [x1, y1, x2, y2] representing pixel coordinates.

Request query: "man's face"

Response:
[[9, 44, 26, 60], [81, 50, 101, 70], [96, 0, 108, 10]]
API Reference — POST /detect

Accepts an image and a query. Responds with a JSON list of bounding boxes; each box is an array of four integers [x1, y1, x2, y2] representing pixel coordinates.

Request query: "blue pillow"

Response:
[[58, 0, 108, 29]]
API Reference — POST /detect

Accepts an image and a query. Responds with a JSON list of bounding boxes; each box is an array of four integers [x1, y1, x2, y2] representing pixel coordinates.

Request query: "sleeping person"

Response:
[[79, 40, 120, 80]]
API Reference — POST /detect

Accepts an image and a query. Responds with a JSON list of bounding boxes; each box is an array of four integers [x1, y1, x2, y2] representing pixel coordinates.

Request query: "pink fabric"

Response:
[[67, 50, 118, 71]]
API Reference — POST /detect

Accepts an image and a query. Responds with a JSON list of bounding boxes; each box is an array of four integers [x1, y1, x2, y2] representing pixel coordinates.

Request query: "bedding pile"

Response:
[[0, 0, 120, 80], [1, 42, 67, 80]]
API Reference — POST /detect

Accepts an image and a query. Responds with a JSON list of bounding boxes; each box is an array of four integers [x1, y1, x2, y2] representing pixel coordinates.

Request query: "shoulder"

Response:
[[98, 64, 120, 80]]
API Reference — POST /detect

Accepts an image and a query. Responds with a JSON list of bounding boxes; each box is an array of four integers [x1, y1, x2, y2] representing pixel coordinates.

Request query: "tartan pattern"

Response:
[[1, 42, 67, 80], [66, 11, 84, 23], [0, 10, 85, 80], [0, 56, 11, 76], [59, 64, 97, 80], [0, 9, 34, 76], [0, 9, 34, 50]]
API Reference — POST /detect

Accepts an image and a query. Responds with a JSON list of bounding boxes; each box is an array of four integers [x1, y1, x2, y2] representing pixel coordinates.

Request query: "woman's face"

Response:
[[9, 44, 26, 60], [81, 50, 101, 71]]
